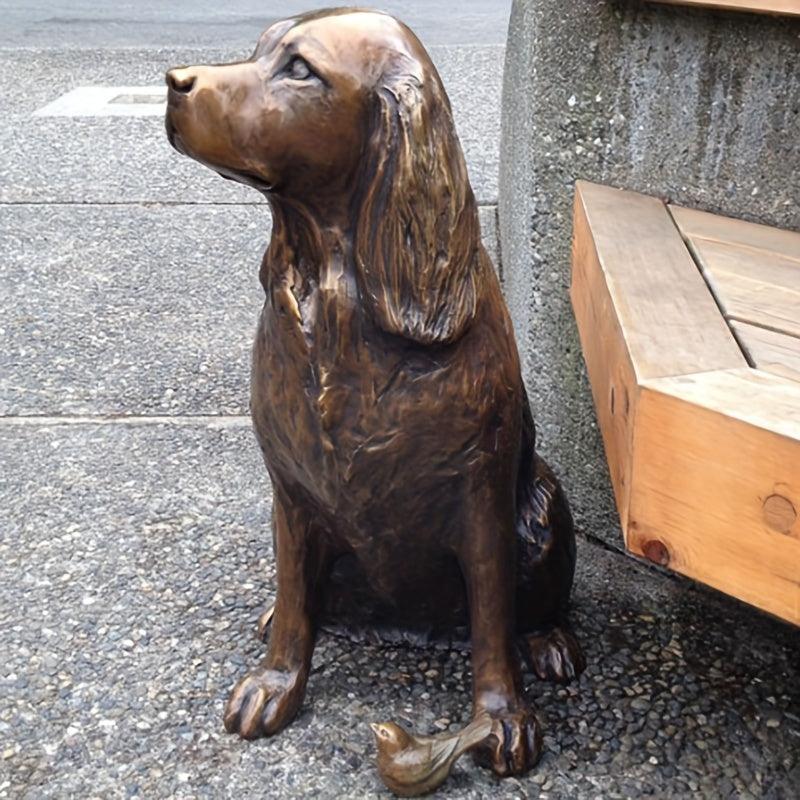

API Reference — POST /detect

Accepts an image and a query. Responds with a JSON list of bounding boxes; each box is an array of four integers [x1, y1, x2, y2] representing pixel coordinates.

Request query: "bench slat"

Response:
[[652, 1, 800, 18], [690, 237, 800, 338], [731, 321, 800, 383], [573, 181, 745, 381]]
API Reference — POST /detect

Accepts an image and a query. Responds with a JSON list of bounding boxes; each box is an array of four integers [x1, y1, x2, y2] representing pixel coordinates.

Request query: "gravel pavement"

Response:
[[1, 4, 798, 799], [2, 421, 798, 798]]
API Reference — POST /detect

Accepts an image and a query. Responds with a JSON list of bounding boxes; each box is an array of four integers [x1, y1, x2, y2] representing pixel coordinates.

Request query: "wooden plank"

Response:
[[689, 237, 800, 291], [670, 204, 800, 264], [570, 189, 640, 529], [630, 367, 800, 625], [731, 321, 800, 383], [652, 0, 800, 17], [573, 182, 746, 381], [690, 238, 800, 338], [572, 182, 800, 624], [642, 367, 800, 440]]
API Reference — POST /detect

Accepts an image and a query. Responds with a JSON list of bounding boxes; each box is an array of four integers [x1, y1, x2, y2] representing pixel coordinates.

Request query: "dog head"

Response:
[[166, 8, 481, 345]]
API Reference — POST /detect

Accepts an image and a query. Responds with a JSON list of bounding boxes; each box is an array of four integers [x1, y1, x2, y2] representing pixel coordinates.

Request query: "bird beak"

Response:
[[369, 722, 383, 738]]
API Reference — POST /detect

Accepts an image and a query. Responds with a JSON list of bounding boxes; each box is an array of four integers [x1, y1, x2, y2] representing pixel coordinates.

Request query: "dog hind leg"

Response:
[[518, 625, 585, 684], [514, 424, 585, 684]]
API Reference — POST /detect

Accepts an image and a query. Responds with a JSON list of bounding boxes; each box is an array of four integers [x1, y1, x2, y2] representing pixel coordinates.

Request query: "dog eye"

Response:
[[287, 56, 313, 81]]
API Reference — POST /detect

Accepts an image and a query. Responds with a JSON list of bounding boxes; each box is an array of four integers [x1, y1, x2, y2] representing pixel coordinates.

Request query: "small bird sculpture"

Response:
[[370, 713, 494, 796]]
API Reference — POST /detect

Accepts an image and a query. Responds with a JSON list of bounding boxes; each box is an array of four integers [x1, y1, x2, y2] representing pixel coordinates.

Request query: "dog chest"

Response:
[[250, 297, 511, 518]]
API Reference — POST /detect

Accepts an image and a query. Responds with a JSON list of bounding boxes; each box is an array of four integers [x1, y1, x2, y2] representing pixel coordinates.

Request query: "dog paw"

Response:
[[519, 627, 586, 684], [470, 704, 542, 777], [223, 665, 306, 739]]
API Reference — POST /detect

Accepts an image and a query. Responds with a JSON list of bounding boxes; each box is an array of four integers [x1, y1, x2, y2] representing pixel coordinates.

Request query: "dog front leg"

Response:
[[224, 491, 324, 739], [458, 484, 543, 777]]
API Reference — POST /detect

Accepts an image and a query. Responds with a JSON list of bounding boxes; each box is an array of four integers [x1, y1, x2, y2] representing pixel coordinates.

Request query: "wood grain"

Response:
[[572, 182, 800, 624], [631, 368, 800, 624], [690, 238, 800, 338], [573, 182, 745, 381], [731, 321, 800, 383], [652, 0, 800, 17], [670, 204, 800, 264], [689, 237, 800, 291], [571, 187, 639, 529], [644, 367, 800, 440]]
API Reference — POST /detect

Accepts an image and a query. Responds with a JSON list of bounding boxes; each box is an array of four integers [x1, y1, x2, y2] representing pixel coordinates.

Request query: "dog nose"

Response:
[[166, 68, 196, 95]]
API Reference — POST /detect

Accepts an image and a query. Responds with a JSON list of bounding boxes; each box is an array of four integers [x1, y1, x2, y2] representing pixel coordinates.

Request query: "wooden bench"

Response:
[[571, 181, 800, 625], [652, 1, 800, 16]]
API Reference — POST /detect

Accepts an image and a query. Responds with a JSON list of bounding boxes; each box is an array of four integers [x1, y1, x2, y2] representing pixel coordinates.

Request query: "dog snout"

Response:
[[166, 68, 197, 96]]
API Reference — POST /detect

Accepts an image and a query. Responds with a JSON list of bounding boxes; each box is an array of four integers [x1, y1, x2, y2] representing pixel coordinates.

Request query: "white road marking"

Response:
[[33, 86, 167, 117]]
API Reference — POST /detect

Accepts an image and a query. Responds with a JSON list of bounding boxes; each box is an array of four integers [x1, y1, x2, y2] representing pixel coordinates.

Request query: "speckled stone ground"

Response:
[[2, 423, 798, 799], [1, 10, 799, 800], [1, 422, 798, 799]]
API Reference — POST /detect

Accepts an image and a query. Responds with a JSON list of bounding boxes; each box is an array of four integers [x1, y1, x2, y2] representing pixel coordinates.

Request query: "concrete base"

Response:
[[499, 0, 800, 550]]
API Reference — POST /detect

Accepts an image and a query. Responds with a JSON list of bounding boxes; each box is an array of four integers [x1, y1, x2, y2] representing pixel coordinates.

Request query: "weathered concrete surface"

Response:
[[499, 0, 800, 550]]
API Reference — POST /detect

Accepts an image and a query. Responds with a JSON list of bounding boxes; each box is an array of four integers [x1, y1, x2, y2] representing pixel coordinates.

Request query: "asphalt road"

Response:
[[0, 1, 513, 47]]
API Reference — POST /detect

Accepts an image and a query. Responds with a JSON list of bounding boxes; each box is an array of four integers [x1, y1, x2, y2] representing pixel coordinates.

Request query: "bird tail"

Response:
[[451, 712, 494, 757]]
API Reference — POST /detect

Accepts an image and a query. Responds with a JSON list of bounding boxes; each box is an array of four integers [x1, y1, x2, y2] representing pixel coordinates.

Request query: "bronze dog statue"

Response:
[[165, 7, 584, 782]]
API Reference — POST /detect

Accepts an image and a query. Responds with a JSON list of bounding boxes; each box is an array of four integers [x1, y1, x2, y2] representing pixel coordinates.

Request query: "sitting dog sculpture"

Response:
[[165, 7, 584, 785]]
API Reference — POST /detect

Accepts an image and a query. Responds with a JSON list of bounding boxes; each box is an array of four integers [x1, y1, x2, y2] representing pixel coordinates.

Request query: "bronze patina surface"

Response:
[[165, 7, 584, 783], [371, 713, 495, 796]]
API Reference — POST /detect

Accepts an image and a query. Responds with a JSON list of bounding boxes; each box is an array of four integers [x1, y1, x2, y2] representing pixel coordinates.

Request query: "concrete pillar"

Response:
[[499, 0, 800, 548]]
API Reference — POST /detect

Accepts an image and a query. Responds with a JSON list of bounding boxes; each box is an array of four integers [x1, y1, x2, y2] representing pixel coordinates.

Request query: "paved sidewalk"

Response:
[[2, 423, 798, 797], [1, 3, 798, 799]]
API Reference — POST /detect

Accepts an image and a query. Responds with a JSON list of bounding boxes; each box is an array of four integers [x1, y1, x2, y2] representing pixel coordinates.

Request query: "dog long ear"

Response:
[[354, 63, 481, 345]]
